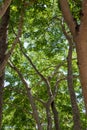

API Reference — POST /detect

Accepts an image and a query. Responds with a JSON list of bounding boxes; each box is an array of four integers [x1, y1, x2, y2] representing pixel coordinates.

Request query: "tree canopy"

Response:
[[0, 0, 87, 130]]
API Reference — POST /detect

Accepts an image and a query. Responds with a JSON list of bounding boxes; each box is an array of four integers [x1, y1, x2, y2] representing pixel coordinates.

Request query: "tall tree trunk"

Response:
[[67, 43, 82, 130], [0, 7, 10, 129], [75, 27, 87, 113], [46, 106, 52, 130], [0, 75, 4, 129], [51, 101, 60, 130]]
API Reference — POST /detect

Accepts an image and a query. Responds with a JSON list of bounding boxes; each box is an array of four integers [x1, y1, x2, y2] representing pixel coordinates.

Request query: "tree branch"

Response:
[[59, 0, 76, 36], [61, 23, 75, 48], [8, 61, 42, 130], [19, 43, 53, 97], [48, 63, 64, 81]]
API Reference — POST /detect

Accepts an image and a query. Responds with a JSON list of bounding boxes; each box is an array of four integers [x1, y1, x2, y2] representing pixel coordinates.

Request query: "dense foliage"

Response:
[[0, 0, 87, 129]]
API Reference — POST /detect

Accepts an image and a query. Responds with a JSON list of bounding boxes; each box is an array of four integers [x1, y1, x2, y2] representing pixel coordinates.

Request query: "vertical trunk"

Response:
[[74, 0, 87, 114], [0, 74, 4, 129], [59, 0, 87, 114], [75, 34, 87, 113], [51, 101, 60, 130], [67, 43, 82, 130], [0, 8, 10, 129], [46, 106, 52, 130]]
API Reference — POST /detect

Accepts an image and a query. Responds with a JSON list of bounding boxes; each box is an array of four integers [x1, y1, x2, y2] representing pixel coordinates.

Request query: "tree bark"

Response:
[[46, 106, 52, 130], [51, 101, 60, 130], [67, 43, 82, 130], [75, 34, 87, 114], [74, 0, 87, 113], [0, 7, 10, 129], [0, 74, 4, 129], [0, 0, 11, 18]]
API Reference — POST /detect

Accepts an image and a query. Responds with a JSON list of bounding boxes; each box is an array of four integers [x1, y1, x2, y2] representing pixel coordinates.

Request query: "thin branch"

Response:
[[62, 24, 73, 45], [48, 63, 64, 81], [53, 78, 65, 96], [19, 43, 53, 97], [47, 77, 66, 106], [8, 61, 29, 87], [34, 97, 46, 106]]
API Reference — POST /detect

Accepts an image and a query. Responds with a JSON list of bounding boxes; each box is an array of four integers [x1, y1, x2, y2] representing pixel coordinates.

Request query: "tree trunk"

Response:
[[0, 74, 4, 129], [51, 101, 60, 130], [67, 43, 82, 130], [75, 29, 87, 113], [0, 7, 10, 129], [46, 106, 52, 130], [59, 0, 87, 114]]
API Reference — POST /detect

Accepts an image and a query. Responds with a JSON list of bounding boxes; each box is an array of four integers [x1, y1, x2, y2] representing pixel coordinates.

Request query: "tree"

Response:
[[0, 0, 87, 129], [63, 27, 82, 129], [59, 0, 87, 113], [0, 7, 10, 129], [0, 0, 24, 128]]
